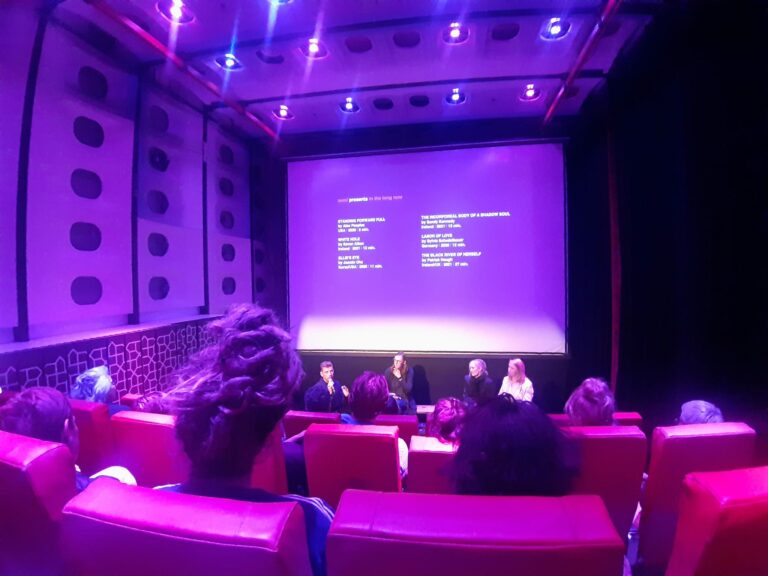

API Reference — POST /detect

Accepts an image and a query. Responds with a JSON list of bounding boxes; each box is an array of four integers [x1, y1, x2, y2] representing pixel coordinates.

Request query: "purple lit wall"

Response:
[[206, 129, 253, 313], [0, 5, 35, 335], [26, 25, 135, 335], [137, 90, 204, 316]]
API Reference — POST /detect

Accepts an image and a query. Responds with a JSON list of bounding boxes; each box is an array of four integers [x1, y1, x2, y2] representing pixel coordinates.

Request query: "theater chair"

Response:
[[304, 424, 401, 508], [665, 466, 768, 576], [0, 430, 76, 574], [250, 426, 289, 495], [637, 422, 756, 572], [110, 411, 189, 487], [70, 399, 114, 475], [328, 490, 624, 576], [373, 413, 420, 445], [282, 410, 341, 438], [407, 435, 456, 494], [563, 425, 647, 539], [549, 411, 644, 428], [61, 479, 312, 576]]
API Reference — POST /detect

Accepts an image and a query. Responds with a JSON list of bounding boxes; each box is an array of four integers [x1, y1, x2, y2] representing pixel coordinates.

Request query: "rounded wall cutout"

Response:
[[345, 36, 373, 53], [409, 95, 430, 107], [219, 211, 235, 230], [392, 30, 421, 48], [256, 50, 284, 64], [147, 189, 169, 214], [253, 248, 265, 264], [148, 232, 169, 256], [255, 277, 266, 294], [219, 144, 234, 165], [148, 105, 169, 134], [148, 147, 170, 172], [373, 98, 394, 111], [218, 177, 234, 197], [222, 277, 236, 295], [221, 243, 236, 262], [71, 169, 102, 199], [149, 277, 170, 300], [70, 222, 102, 251], [78, 66, 108, 100], [491, 22, 521, 41], [73, 116, 105, 148], [71, 276, 103, 305]]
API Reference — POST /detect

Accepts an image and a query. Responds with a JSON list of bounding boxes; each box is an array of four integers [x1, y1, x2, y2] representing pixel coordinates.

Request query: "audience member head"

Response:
[[564, 377, 615, 426], [451, 394, 575, 496], [70, 365, 117, 405], [319, 361, 334, 384], [348, 371, 389, 422], [467, 359, 487, 379], [304, 381, 333, 412], [166, 304, 303, 480], [678, 400, 724, 425], [392, 352, 408, 374], [428, 397, 467, 444], [507, 358, 526, 384], [0, 386, 79, 458]]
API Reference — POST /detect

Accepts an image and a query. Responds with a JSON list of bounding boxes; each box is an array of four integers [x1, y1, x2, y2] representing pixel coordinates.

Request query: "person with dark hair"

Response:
[[462, 359, 497, 407], [564, 377, 615, 426], [342, 371, 408, 475], [451, 394, 576, 496], [160, 303, 333, 576], [428, 397, 467, 444], [384, 352, 415, 411], [0, 386, 135, 490], [303, 361, 348, 412]]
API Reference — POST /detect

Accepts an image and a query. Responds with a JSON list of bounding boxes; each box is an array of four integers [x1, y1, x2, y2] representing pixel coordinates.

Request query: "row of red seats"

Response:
[[1, 426, 766, 576]]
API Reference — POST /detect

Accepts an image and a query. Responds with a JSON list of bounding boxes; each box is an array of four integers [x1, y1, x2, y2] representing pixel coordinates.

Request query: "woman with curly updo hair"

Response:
[[564, 377, 615, 426], [427, 397, 467, 444], [160, 304, 333, 576]]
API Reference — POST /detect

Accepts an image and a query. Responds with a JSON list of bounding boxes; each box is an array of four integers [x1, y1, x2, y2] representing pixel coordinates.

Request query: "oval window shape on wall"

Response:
[[71, 276, 103, 305], [78, 66, 109, 100], [148, 233, 169, 256], [149, 276, 170, 300], [70, 222, 102, 251], [73, 116, 105, 148], [71, 169, 102, 199], [222, 277, 236, 295]]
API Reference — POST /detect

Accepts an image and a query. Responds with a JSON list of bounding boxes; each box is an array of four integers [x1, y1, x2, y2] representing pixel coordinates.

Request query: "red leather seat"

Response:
[[373, 414, 419, 445], [407, 435, 456, 494], [282, 410, 341, 438], [70, 399, 114, 475], [638, 422, 756, 571], [0, 430, 76, 574], [110, 411, 189, 487], [304, 424, 401, 508], [563, 425, 647, 539], [328, 490, 624, 576], [665, 466, 768, 576], [61, 478, 312, 576], [250, 425, 289, 495], [549, 411, 643, 428]]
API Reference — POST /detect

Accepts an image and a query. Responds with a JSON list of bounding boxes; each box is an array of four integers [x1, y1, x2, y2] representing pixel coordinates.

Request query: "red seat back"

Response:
[[563, 425, 647, 538], [304, 424, 401, 508], [250, 425, 288, 494], [282, 410, 341, 438], [373, 414, 419, 445], [328, 490, 624, 576], [0, 430, 76, 573], [639, 422, 756, 570], [70, 399, 113, 475], [666, 466, 768, 576], [549, 411, 644, 428], [61, 479, 312, 576], [110, 411, 189, 487], [407, 435, 456, 494]]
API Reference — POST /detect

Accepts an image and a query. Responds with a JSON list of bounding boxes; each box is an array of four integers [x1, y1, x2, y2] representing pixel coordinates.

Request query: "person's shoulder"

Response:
[[283, 493, 335, 522]]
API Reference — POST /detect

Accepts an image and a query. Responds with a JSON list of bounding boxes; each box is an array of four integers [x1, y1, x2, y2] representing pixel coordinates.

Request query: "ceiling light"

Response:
[[156, 0, 194, 24], [268, 0, 293, 5], [273, 105, 294, 120], [215, 53, 243, 70], [340, 97, 360, 114], [446, 88, 466, 105], [301, 37, 328, 59], [519, 83, 542, 102], [540, 18, 571, 40], [442, 22, 469, 44]]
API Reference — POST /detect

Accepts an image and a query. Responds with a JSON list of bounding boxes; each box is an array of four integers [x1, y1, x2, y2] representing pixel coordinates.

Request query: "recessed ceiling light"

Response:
[[215, 53, 243, 71], [272, 104, 294, 120], [540, 18, 571, 40], [156, 0, 194, 24], [443, 22, 469, 44], [446, 88, 466, 105], [301, 37, 328, 59], [519, 83, 542, 102], [340, 97, 360, 114], [268, 0, 293, 5]]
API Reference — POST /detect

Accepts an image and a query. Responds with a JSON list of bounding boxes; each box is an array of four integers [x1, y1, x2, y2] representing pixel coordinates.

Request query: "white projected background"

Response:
[[288, 143, 566, 353]]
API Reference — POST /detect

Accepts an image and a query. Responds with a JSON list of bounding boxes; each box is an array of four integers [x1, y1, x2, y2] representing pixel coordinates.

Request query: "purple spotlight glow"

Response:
[[520, 83, 542, 102], [215, 53, 243, 70], [156, 0, 194, 24], [340, 97, 359, 113], [446, 87, 466, 105], [301, 37, 328, 59], [443, 22, 469, 44], [541, 17, 571, 40], [273, 104, 294, 120]]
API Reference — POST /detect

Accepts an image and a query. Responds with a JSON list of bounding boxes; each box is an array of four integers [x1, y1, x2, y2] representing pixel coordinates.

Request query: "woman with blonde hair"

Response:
[[498, 358, 534, 401]]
